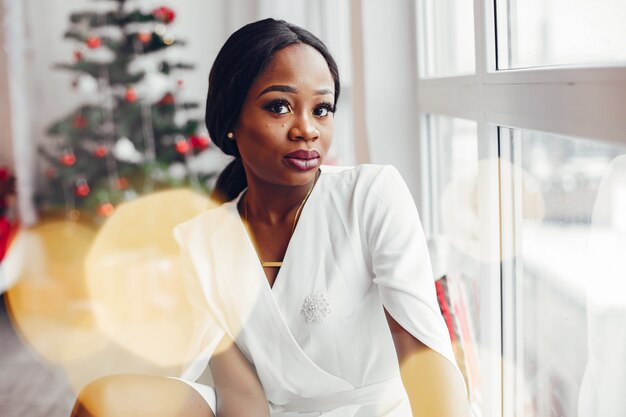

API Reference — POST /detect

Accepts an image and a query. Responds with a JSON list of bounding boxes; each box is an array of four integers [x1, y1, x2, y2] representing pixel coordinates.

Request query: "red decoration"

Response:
[[175, 139, 190, 154], [124, 87, 138, 103], [94, 145, 108, 158], [153, 6, 176, 24], [73, 114, 87, 129], [86, 36, 101, 49], [45, 167, 56, 178], [0, 167, 9, 183], [75, 181, 90, 197], [60, 151, 76, 166], [97, 202, 115, 217], [73, 50, 83, 61], [0, 217, 19, 262], [176, 79, 185, 88], [116, 177, 129, 190], [0, 166, 15, 211], [137, 31, 152, 44], [190, 135, 210, 150], [0, 166, 17, 261], [159, 93, 175, 105]]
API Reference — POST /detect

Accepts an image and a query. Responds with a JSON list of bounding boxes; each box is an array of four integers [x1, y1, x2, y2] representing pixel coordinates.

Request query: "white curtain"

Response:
[[2, 0, 37, 226]]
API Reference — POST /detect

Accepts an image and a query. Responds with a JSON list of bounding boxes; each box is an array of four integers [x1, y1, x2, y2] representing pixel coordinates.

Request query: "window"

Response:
[[500, 129, 626, 417], [416, 0, 626, 416], [496, 0, 626, 69], [423, 115, 484, 412]]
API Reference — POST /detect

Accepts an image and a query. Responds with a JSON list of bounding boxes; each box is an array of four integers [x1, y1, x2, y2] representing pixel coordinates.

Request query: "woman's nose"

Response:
[[288, 114, 319, 141]]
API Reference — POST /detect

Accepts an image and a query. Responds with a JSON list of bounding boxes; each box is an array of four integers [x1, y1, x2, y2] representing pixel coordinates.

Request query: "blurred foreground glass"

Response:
[[417, 0, 475, 77], [500, 128, 626, 416], [424, 115, 482, 412], [496, 0, 626, 69]]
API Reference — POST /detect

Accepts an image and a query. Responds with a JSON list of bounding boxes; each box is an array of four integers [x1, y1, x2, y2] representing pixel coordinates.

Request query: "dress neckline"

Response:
[[226, 169, 324, 292]]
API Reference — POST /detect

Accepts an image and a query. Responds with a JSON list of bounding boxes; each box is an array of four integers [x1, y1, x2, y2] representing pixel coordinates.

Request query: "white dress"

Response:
[[172, 164, 461, 417]]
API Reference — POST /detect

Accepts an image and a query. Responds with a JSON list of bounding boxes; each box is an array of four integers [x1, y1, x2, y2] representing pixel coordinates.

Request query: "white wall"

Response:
[[361, 0, 422, 201]]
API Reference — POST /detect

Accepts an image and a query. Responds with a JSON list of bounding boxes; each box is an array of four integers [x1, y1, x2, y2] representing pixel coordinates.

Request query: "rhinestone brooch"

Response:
[[301, 292, 331, 323]]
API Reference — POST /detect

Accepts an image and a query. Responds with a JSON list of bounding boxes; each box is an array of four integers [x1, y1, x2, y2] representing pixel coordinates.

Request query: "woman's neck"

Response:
[[241, 173, 319, 226]]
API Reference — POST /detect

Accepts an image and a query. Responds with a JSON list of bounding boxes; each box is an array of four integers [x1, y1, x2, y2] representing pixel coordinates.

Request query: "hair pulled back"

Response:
[[206, 18, 340, 202]]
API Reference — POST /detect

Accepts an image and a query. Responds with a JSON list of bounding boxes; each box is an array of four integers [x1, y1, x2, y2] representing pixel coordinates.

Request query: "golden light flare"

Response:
[[5, 221, 103, 366], [399, 348, 472, 417], [85, 189, 214, 368], [3, 188, 216, 392]]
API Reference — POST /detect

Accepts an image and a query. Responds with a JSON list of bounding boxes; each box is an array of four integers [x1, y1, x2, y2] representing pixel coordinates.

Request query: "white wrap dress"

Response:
[[172, 164, 460, 417]]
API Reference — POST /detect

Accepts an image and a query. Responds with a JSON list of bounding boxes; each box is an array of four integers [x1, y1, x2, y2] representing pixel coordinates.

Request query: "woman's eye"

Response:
[[313, 104, 334, 117], [266, 101, 291, 115]]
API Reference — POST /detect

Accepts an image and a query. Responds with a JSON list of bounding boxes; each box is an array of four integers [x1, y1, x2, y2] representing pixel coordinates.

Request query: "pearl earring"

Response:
[[227, 132, 234, 140]]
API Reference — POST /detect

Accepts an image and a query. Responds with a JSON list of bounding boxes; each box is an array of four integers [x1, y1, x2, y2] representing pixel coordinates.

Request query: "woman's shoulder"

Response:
[[320, 163, 404, 192], [172, 199, 237, 244]]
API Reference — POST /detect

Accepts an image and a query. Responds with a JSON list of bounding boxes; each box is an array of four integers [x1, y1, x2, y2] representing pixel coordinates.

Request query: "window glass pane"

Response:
[[418, 0, 475, 77], [502, 128, 626, 416], [425, 115, 482, 409], [497, 0, 626, 69]]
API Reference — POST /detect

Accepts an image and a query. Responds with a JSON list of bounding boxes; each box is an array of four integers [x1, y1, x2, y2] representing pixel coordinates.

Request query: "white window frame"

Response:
[[415, 0, 626, 416]]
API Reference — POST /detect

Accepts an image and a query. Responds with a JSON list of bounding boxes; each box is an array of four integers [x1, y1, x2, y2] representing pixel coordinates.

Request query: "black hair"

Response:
[[205, 18, 340, 202]]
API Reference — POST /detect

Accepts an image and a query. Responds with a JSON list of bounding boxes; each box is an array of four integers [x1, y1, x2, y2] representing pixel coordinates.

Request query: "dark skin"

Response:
[[231, 43, 335, 288]]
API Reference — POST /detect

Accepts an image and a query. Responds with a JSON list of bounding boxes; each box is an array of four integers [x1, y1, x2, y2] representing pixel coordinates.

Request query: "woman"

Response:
[[72, 18, 468, 417]]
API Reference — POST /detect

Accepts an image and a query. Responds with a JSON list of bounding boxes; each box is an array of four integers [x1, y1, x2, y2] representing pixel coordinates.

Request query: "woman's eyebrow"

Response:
[[256, 85, 334, 99], [256, 85, 296, 99]]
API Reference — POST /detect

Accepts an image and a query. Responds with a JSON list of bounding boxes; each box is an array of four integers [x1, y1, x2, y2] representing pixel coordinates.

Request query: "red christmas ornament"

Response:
[[0, 217, 18, 262], [0, 167, 14, 209], [190, 135, 210, 150], [73, 50, 83, 62], [153, 6, 176, 24], [176, 79, 185, 88], [75, 181, 90, 197], [86, 36, 101, 49], [124, 87, 138, 103], [60, 151, 76, 166], [97, 202, 115, 217], [159, 93, 175, 105], [0, 167, 9, 182], [73, 114, 87, 129], [116, 177, 129, 190], [137, 31, 152, 44], [45, 167, 56, 178], [94, 144, 108, 158], [175, 139, 190, 154]]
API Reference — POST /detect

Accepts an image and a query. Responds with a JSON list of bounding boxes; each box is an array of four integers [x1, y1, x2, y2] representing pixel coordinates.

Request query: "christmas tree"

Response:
[[38, 0, 212, 225]]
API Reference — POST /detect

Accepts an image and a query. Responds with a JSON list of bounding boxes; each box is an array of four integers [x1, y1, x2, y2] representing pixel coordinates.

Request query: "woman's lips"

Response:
[[283, 149, 320, 171], [284, 149, 320, 159]]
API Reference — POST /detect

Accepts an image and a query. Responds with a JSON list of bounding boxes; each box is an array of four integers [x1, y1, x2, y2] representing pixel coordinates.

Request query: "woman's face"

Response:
[[233, 43, 335, 188]]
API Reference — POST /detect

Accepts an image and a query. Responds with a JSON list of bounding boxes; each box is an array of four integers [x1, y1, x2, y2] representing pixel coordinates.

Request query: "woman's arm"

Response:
[[209, 335, 270, 417], [385, 310, 471, 417]]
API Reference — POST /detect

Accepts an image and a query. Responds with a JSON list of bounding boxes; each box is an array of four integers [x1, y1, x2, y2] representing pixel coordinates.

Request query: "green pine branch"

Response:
[[54, 59, 145, 85], [159, 61, 195, 74]]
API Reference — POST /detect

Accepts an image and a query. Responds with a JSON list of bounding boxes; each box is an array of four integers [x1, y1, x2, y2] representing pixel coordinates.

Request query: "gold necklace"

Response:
[[244, 170, 320, 268]]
